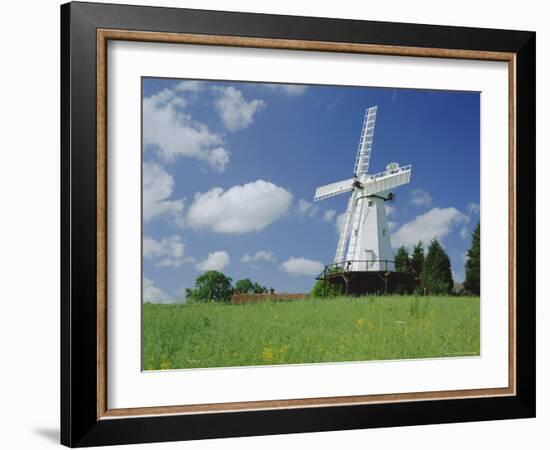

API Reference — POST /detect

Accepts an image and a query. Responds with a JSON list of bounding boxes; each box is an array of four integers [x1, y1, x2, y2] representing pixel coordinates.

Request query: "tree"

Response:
[[422, 238, 453, 295], [311, 267, 343, 298], [408, 241, 425, 292], [235, 278, 267, 294], [311, 279, 343, 298], [394, 246, 411, 273], [410, 241, 425, 280], [464, 223, 480, 295], [392, 245, 413, 294], [185, 271, 233, 303]]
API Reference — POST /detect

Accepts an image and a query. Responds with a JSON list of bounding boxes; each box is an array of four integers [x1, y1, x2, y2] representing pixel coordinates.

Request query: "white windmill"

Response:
[[314, 106, 412, 274]]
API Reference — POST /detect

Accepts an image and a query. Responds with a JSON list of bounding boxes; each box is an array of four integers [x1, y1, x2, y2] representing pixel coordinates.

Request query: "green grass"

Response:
[[142, 295, 480, 370]]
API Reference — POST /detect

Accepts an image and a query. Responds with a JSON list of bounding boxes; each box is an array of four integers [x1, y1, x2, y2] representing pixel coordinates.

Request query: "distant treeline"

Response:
[[393, 222, 480, 295], [185, 273, 269, 304]]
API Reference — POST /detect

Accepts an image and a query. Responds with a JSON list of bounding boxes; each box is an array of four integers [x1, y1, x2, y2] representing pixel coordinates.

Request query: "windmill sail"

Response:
[[345, 196, 367, 263], [361, 165, 411, 196], [314, 177, 356, 202], [334, 190, 357, 264], [353, 106, 377, 177]]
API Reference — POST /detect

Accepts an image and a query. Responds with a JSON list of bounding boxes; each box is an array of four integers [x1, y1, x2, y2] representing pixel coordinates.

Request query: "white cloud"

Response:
[[187, 180, 293, 234], [280, 257, 324, 277], [297, 199, 320, 218], [323, 209, 337, 222], [143, 235, 185, 268], [460, 226, 469, 239], [392, 207, 469, 248], [143, 88, 229, 171], [195, 251, 230, 271], [143, 277, 172, 303], [241, 250, 276, 264], [297, 199, 336, 223], [214, 86, 265, 132], [409, 188, 432, 207], [388, 221, 398, 231], [175, 80, 204, 92], [143, 162, 185, 225], [203, 147, 230, 172], [145, 88, 182, 107], [467, 202, 480, 214], [385, 204, 396, 216], [265, 84, 308, 96]]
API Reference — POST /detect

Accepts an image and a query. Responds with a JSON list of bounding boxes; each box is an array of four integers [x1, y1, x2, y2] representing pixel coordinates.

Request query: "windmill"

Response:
[[314, 106, 412, 277]]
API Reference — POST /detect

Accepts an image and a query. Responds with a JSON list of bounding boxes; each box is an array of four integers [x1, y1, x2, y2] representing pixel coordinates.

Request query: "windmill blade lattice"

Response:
[[334, 190, 357, 264], [353, 106, 377, 177], [313, 177, 356, 202]]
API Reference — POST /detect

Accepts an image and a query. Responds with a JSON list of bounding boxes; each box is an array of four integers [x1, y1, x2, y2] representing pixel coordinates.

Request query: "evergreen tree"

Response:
[[410, 241, 425, 288], [186, 271, 234, 303], [393, 246, 413, 294], [464, 223, 480, 295], [422, 239, 453, 295], [394, 246, 411, 273]]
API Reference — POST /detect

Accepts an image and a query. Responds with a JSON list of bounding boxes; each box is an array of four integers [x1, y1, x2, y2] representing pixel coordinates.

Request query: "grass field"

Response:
[[142, 295, 480, 370]]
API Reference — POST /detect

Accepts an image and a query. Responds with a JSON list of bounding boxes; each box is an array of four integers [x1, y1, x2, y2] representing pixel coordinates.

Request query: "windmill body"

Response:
[[314, 106, 412, 273]]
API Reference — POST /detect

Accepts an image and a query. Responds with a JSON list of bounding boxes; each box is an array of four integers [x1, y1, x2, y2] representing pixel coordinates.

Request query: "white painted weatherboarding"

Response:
[[314, 106, 412, 272]]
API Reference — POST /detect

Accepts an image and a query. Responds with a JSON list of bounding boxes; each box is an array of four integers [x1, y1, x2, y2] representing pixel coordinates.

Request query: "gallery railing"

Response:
[[364, 164, 411, 182], [317, 259, 396, 279]]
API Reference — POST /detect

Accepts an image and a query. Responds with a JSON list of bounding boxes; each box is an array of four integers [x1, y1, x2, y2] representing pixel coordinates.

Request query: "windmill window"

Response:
[[368, 201, 373, 206], [383, 229, 386, 236]]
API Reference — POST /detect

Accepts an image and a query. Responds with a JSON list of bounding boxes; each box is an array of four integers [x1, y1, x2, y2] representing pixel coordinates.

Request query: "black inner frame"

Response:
[[61, 2, 536, 447]]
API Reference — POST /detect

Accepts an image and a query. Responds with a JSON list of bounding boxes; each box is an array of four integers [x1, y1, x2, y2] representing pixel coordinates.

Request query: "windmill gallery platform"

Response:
[[313, 105, 414, 296], [316, 262, 415, 296]]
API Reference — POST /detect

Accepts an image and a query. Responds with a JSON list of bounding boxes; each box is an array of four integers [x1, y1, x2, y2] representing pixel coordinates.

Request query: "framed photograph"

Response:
[[61, 1, 535, 447]]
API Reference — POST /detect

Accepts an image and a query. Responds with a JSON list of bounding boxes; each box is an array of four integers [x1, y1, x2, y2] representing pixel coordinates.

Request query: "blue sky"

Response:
[[142, 78, 480, 302]]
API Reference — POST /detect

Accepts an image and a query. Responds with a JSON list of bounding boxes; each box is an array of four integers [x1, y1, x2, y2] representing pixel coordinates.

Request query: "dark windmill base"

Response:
[[319, 268, 415, 296]]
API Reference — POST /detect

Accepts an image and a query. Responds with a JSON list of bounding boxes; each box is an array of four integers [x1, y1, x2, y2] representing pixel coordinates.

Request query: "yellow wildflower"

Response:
[[160, 355, 171, 370], [262, 345, 274, 361]]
